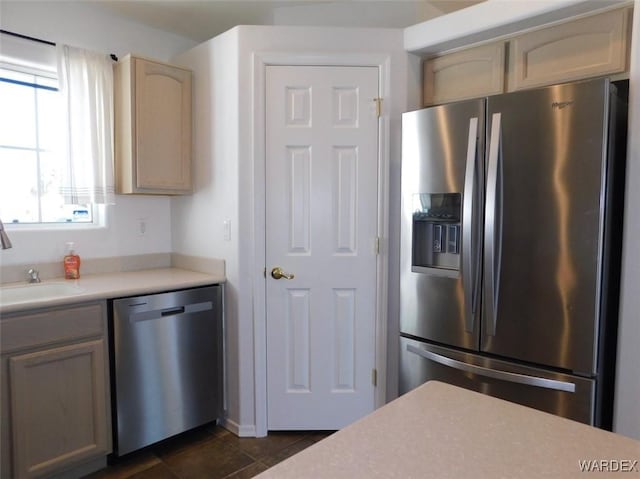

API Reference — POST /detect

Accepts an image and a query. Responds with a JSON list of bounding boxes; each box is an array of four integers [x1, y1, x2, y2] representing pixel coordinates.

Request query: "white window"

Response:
[[0, 65, 93, 224], [0, 33, 114, 227]]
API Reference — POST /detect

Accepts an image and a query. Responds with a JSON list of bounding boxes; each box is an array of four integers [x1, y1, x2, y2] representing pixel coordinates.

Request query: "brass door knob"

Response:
[[271, 267, 294, 280]]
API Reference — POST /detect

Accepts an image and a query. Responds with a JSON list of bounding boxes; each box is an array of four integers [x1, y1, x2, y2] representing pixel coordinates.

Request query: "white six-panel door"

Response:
[[265, 65, 379, 429]]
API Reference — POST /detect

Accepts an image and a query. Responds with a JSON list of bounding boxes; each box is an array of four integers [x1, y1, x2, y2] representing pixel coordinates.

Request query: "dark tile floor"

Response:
[[84, 424, 333, 479]]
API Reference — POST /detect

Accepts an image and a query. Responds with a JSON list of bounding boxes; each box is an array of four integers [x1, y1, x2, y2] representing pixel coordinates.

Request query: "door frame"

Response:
[[252, 52, 392, 437]]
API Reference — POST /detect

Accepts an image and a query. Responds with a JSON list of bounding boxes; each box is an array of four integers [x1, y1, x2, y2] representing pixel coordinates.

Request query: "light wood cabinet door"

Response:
[[115, 55, 192, 194], [135, 58, 192, 192], [9, 339, 109, 479], [423, 43, 505, 106], [508, 8, 630, 91]]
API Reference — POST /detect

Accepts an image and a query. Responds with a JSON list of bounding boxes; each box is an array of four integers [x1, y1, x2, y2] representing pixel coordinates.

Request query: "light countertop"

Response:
[[256, 381, 640, 478], [0, 268, 225, 314]]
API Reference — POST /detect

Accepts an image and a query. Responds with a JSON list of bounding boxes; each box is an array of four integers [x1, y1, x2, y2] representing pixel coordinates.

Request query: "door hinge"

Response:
[[373, 97, 382, 118], [371, 368, 378, 387], [374, 236, 381, 255]]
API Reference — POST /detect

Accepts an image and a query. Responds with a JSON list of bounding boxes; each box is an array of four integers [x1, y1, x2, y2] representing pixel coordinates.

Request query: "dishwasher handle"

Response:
[[128, 301, 213, 323], [161, 306, 185, 317]]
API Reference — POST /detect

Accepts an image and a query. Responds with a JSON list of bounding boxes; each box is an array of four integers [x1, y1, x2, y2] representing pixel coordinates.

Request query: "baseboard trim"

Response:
[[221, 418, 257, 437]]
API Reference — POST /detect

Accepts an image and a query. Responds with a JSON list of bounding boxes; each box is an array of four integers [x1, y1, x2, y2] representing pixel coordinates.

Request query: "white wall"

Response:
[[0, 200, 172, 267], [0, 1, 195, 61], [174, 25, 417, 435], [0, 1, 197, 268], [172, 28, 243, 429], [613, 0, 640, 441]]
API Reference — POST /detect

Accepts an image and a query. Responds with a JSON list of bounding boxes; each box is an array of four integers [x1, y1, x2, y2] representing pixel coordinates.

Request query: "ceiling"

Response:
[[95, 0, 482, 43]]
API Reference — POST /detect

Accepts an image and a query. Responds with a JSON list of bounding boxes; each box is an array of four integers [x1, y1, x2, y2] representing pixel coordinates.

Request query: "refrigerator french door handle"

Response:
[[462, 117, 479, 333], [485, 113, 503, 336], [406, 344, 576, 393]]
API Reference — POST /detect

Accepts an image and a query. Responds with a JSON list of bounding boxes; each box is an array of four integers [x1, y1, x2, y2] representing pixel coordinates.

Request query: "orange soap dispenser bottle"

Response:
[[64, 242, 81, 279]]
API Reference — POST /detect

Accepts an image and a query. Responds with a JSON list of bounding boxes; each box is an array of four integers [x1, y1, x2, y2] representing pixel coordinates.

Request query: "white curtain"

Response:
[[57, 44, 115, 205]]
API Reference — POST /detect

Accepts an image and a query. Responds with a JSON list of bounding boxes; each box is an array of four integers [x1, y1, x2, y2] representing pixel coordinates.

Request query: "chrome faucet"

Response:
[[27, 268, 41, 283], [0, 219, 12, 249]]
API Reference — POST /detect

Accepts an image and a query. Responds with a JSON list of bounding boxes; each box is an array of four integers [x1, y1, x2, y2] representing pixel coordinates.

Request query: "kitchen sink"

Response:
[[0, 282, 85, 306]]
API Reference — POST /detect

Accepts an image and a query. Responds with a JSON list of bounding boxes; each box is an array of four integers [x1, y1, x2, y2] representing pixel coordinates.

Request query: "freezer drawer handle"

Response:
[[407, 344, 576, 393]]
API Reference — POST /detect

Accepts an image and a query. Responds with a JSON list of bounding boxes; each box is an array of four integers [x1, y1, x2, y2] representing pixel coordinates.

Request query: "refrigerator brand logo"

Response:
[[552, 101, 574, 110]]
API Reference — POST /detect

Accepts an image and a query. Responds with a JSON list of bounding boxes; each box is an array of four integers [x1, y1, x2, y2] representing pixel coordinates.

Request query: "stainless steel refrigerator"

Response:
[[399, 78, 627, 428]]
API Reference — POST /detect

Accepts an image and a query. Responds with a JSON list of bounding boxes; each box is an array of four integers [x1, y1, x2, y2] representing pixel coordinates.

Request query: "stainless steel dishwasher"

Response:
[[110, 285, 223, 456]]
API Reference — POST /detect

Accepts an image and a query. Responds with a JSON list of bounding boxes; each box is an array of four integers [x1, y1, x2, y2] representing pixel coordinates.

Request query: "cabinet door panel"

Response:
[[135, 58, 192, 191], [508, 8, 630, 91], [423, 43, 505, 106], [10, 340, 108, 478], [1, 303, 104, 354]]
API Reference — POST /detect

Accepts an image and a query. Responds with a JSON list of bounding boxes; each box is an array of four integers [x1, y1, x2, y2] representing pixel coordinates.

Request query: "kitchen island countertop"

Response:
[[257, 381, 640, 478]]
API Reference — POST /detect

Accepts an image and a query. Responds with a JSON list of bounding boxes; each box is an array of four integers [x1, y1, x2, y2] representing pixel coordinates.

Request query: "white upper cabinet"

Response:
[[423, 43, 505, 106], [115, 55, 193, 195], [508, 8, 631, 91]]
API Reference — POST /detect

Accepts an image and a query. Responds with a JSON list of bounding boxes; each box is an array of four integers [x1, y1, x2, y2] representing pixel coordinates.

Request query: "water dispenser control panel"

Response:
[[411, 193, 461, 275]]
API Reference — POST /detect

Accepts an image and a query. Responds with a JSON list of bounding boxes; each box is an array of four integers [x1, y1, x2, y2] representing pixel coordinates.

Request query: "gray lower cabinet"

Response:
[[0, 302, 111, 478]]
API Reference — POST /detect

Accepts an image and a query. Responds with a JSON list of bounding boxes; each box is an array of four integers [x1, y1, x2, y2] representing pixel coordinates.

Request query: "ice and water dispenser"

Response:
[[411, 193, 461, 274]]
